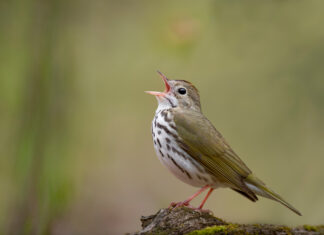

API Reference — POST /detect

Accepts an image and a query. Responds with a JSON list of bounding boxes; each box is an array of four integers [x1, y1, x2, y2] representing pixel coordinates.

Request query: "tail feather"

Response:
[[231, 188, 258, 202], [245, 175, 302, 216]]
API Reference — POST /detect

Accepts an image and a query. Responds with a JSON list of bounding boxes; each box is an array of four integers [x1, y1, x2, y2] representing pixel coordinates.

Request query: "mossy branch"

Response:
[[129, 207, 324, 235]]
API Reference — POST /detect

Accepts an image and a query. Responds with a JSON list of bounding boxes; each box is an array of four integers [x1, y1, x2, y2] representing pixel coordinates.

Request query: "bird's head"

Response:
[[146, 71, 201, 112]]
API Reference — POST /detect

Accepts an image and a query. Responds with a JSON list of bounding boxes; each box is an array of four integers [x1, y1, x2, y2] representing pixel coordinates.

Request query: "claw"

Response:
[[168, 186, 213, 212], [169, 201, 189, 209], [168, 201, 212, 214]]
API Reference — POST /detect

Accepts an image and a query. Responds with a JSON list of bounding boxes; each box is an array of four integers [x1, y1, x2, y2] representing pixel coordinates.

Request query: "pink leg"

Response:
[[169, 185, 209, 208], [198, 188, 214, 209]]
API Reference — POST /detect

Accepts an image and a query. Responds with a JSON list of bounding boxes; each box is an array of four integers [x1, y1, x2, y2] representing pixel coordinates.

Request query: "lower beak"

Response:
[[145, 91, 165, 97]]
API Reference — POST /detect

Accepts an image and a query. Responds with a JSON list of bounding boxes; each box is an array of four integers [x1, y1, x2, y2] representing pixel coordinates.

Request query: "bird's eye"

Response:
[[178, 88, 187, 95]]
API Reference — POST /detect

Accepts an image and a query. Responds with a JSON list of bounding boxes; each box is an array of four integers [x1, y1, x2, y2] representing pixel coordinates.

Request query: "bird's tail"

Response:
[[244, 174, 302, 216]]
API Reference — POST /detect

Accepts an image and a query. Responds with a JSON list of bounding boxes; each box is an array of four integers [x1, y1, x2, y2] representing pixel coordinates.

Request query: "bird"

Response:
[[145, 71, 301, 216]]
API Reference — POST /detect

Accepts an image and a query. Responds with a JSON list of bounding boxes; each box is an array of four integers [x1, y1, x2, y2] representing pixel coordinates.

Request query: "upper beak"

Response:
[[145, 71, 171, 97]]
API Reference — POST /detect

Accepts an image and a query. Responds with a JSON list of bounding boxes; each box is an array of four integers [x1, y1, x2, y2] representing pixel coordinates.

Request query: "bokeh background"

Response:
[[1, 1, 324, 234]]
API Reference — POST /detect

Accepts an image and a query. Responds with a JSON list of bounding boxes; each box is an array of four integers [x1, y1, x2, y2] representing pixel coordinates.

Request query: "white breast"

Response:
[[151, 107, 223, 188]]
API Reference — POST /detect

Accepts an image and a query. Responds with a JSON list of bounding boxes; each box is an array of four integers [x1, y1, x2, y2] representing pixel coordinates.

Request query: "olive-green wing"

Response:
[[173, 109, 256, 199]]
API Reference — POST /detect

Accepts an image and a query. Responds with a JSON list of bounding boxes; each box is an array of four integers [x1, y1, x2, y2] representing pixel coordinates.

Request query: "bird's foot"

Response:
[[168, 202, 212, 214], [168, 201, 190, 209]]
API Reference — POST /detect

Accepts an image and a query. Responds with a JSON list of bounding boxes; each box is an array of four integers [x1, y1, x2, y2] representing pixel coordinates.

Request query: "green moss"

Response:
[[186, 224, 239, 235], [303, 225, 319, 232], [278, 226, 292, 235]]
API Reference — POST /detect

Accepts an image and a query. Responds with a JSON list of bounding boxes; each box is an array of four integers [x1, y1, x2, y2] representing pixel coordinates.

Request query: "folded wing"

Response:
[[173, 109, 257, 201]]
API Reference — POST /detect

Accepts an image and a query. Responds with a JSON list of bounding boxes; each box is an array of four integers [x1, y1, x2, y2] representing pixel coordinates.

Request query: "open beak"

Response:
[[145, 71, 171, 97]]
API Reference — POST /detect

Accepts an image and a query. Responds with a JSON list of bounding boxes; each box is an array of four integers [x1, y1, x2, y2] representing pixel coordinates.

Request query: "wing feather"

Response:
[[173, 109, 256, 199]]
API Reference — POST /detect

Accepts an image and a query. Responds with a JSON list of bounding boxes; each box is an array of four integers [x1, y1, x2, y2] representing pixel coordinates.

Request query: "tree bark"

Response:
[[129, 207, 324, 235]]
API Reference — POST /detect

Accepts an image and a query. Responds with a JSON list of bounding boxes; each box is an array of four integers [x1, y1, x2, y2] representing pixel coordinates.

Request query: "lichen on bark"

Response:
[[130, 207, 324, 235]]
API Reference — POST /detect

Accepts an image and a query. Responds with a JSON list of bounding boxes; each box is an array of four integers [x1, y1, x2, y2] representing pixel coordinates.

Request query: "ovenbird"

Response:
[[145, 71, 301, 216]]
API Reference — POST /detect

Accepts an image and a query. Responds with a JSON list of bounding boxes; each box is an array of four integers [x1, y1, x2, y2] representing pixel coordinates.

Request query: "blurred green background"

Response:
[[1, 0, 324, 234]]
